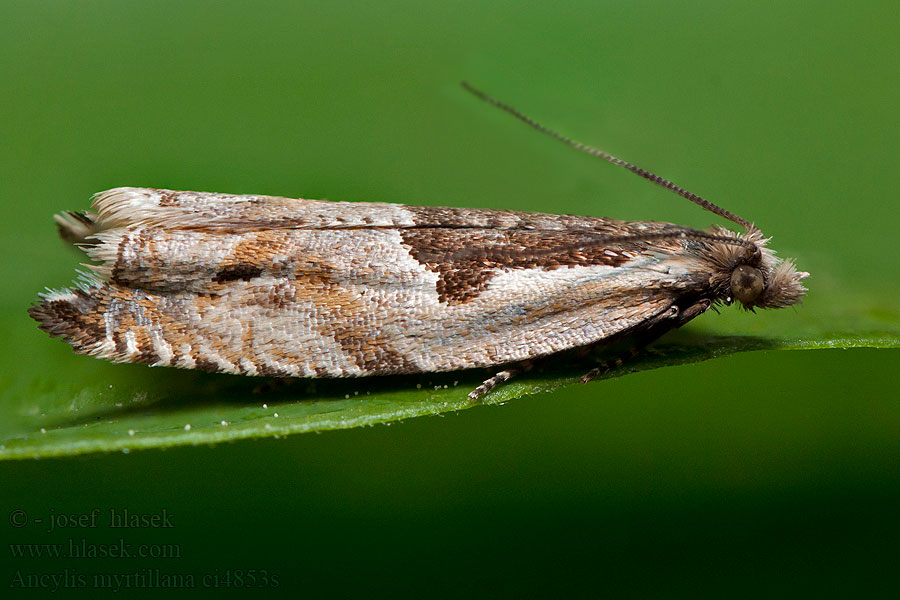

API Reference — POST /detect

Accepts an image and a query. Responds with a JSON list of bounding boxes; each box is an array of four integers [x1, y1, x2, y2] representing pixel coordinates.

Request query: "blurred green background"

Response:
[[2, 0, 899, 596]]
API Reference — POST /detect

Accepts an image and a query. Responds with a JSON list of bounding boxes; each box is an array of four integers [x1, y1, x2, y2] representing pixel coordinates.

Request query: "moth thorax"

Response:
[[731, 264, 765, 305]]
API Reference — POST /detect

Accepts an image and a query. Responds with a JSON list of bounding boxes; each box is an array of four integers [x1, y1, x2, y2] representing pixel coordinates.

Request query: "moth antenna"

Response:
[[462, 81, 753, 230]]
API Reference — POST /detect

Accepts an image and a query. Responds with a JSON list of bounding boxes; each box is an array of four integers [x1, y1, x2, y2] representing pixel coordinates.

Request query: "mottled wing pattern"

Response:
[[31, 188, 713, 377]]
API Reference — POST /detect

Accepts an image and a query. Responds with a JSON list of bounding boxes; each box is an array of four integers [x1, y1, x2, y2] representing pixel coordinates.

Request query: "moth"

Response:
[[30, 83, 807, 401]]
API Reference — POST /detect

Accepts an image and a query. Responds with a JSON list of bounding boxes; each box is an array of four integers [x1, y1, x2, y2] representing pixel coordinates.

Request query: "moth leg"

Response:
[[581, 347, 641, 384], [581, 299, 712, 384], [468, 361, 534, 402], [677, 298, 712, 322]]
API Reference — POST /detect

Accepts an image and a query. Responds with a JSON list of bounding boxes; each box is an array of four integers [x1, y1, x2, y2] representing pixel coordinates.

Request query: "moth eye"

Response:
[[731, 264, 765, 304]]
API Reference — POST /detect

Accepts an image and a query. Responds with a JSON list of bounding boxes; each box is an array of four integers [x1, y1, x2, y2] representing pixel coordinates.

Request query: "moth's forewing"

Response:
[[32, 188, 733, 378]]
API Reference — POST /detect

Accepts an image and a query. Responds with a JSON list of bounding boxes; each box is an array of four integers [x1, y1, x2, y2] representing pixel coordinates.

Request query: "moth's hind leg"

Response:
[[468, 361, 534, 402]]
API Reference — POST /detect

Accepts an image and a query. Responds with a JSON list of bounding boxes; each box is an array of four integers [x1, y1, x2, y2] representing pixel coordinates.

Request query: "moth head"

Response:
[[709, 226, 808, 310]]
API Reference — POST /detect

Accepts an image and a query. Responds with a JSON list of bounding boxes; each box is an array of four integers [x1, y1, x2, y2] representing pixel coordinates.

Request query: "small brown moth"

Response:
[[30, 83, 807, 400]]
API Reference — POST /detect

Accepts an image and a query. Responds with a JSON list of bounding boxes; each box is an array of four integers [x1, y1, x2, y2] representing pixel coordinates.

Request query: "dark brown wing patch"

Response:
[[401, 228, 660, 304]]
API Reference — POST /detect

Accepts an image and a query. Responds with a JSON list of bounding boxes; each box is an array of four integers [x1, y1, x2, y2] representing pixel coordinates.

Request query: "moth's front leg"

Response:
[[581, 298, 712, 384], [673, 298, 712, 325]]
